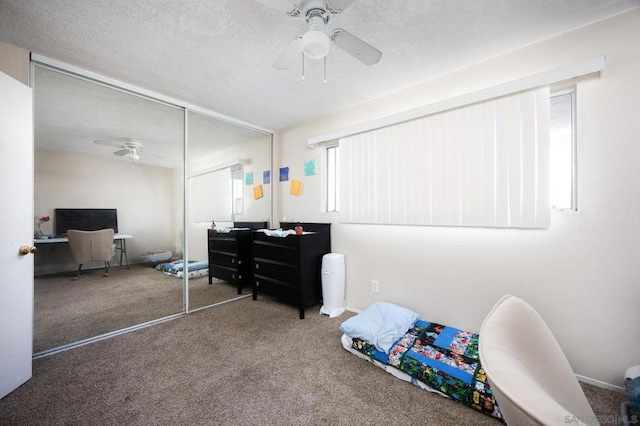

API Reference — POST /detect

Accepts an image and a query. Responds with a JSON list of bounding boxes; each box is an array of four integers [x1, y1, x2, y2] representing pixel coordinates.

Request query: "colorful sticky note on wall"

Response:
[[304, 159, 316, 176], [290, 179, 302, 196], [245, 172, 253, 185], [263, 170, 271, 184], [253, 185, 263, 200], [279, 167, 289, 182]]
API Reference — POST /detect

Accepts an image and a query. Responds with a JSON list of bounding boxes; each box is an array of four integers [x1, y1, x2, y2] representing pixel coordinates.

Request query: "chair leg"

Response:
[[73, 264, 82, 280], [104, 261, 111, 277]]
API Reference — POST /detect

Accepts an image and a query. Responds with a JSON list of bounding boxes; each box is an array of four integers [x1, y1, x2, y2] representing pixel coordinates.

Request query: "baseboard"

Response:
[[576, 374, 625, 394]]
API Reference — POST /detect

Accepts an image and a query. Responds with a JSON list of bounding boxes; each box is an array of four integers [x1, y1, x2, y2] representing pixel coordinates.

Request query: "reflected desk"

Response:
[[34, 234, 132, 268]]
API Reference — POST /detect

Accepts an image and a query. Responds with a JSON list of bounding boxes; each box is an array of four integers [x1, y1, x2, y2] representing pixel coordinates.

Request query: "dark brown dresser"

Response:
[[207, 221, 267, 294], [252, 223, 331, 319]]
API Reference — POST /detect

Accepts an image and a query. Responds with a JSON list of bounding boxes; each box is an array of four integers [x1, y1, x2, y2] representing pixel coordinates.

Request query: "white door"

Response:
[[0, 71, 34, 399]]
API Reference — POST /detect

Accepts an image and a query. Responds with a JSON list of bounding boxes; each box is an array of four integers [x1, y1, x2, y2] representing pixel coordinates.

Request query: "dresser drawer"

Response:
[[253, 242, 298, 263], [210, 252, 239, 269], [253, 259, 299, 285], [254, 277, 297, 303], [210, 265, 242, 283], [208, 238, 238, 253]]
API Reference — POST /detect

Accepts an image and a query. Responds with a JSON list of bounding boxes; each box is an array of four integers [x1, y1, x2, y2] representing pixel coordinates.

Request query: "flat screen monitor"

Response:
[[54, 208, 118, 236]]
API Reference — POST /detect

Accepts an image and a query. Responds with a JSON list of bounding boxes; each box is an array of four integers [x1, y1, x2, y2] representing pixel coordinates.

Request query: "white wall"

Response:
[[0, 39, 29, 85], [275, 9, 640, 387], [34, 149, 179, 274]]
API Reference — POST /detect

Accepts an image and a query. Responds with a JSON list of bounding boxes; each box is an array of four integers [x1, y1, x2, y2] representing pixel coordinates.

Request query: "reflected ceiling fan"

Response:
[[94, 138, 143, 165], [259, 0, 382, 71]]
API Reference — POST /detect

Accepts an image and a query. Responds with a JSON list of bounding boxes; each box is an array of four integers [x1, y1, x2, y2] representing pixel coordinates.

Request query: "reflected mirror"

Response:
[[186, 111, 272, 311], [32, 65, 186, 353]]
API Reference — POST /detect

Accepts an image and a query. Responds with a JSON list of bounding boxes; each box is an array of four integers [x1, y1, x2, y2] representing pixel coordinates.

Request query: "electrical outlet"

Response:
[[371, 280, 379, 293]]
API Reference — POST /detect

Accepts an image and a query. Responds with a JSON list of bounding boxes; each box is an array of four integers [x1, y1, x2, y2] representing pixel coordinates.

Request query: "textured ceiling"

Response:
[[1, 0, 639, 155]]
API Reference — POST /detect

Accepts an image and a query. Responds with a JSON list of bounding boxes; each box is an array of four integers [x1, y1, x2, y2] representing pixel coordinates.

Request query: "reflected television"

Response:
[[54, 208, 118, 236]]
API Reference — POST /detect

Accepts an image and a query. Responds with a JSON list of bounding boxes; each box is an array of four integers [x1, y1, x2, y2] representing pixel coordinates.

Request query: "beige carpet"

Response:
[[2, 295, 627, 425], [34, 263, 249, 352]]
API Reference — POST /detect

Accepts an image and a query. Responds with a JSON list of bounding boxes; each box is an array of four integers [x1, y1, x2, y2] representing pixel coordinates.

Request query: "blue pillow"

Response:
[[340, 302, 419, 354]]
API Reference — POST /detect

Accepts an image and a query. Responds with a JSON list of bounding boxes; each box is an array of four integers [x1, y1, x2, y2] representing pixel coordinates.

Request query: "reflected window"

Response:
[[232, 167, 244, 215], [190, 167, 233, 222]]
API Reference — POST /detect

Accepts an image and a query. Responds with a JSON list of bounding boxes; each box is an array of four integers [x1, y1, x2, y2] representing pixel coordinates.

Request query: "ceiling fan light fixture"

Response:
[[302, 14, 330, 59], [125, 148, 140, 166], [302, 29, 330, 59]]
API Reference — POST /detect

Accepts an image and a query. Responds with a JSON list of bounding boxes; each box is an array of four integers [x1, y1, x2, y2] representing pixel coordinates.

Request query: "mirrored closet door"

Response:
[[32, 65, 186, 353], [31, 62, 273, 355], [186, 110, 272, 311]]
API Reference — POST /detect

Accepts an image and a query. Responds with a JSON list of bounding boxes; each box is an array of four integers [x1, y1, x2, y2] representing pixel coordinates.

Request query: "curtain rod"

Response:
[[308, 55, 605, 146], [189, 159, 250, 179]]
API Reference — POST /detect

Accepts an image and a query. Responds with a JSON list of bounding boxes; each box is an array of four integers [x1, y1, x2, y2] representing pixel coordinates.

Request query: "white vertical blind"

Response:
[[189, 168, 233, 223], [338, 87, 551, 228]]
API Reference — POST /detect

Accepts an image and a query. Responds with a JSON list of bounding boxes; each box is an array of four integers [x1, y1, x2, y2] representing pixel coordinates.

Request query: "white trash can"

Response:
[[320, 253, 345, 318]]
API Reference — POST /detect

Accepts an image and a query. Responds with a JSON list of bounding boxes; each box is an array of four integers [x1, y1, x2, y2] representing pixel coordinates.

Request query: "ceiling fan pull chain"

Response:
[[301, 53, 305, 81]]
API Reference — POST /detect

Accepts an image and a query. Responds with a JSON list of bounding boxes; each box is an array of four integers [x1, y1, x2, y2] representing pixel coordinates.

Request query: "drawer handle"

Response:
[[255, 264, 259, 269], [232, 274, 236, 279], [232, 259, 235, 264]]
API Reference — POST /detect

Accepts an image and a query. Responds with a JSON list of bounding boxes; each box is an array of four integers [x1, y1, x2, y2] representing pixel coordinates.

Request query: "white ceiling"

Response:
[[1, 0, 639, 152]]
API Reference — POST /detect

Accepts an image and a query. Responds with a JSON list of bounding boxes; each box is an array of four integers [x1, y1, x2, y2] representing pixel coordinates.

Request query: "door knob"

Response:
[[19, 245, 37, 255]]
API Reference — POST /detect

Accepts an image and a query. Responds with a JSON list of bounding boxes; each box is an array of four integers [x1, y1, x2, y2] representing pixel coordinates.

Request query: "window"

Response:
[[326, 89, 577, 220], [337, 87, 551, 228], [327, 145, 339, 212], [550, 89, 577, 210]]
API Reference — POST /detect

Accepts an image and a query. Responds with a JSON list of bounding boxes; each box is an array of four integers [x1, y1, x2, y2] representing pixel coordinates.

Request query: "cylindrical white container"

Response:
[[320, 253, 345, 318]]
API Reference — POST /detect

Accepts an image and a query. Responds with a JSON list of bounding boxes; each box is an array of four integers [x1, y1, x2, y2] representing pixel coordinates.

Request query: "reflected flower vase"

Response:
[[35, 215, 50, 238]]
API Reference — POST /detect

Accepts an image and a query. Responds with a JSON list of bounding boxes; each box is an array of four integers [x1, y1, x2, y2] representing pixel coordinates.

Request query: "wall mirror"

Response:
[[32, 63, 272, 355], [186, 110, 272, 311]]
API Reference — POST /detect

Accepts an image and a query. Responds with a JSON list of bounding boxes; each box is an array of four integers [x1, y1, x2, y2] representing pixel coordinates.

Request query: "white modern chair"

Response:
[[67, 229, 116, 280], [479, 295, 598, 425]]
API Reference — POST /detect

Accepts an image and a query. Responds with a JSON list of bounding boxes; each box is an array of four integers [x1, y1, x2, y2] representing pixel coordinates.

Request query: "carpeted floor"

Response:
[[34, 263, 249, 352], [1, 295, 627, 425]]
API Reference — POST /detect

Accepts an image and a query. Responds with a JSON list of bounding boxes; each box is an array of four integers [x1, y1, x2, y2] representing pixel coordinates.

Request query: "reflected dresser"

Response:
[[207, 221, 267, 294]]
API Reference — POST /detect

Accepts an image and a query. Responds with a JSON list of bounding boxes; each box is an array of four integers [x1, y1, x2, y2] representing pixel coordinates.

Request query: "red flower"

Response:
[[38, 216, 50, 222]]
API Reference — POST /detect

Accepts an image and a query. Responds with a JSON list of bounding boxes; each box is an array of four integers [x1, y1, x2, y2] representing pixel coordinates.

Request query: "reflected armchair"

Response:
[[479, 295, 598, 425], [67, 229, 116, 280]]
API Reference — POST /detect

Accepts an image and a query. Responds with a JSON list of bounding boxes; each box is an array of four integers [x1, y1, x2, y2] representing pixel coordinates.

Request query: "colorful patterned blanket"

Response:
[[349, 319, 504, 423], [154, 259, 208, 279]]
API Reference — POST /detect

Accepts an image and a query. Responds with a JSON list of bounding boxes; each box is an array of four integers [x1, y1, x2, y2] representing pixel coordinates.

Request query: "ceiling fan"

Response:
[[94, 138, 143, 165], [260, 0, 383, 70]]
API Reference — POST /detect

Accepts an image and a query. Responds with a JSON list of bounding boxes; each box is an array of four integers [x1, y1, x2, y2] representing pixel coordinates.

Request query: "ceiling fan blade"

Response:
[[325, 0, 355, 13], [94, 139, 122, 148], [272, 36, 304, 70], [113, 148, 130, 156], [331, 29, 382, 66], [254, 0, 300, 16]]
